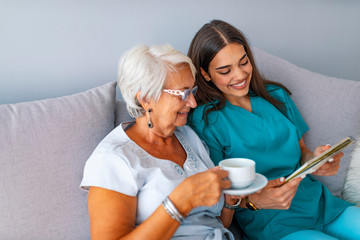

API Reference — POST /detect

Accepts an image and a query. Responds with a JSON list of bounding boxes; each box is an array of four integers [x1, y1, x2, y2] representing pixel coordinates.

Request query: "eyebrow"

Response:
[[215, 53, 247, 70]]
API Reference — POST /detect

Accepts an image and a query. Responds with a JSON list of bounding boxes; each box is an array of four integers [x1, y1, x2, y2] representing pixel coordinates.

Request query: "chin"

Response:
[[175, 119, 187, 127]]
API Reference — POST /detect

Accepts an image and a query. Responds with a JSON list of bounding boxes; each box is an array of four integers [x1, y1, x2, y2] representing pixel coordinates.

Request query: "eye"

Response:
[[219, 69, 231, 75], [240, 60, 249, 66], [240, 57, 249, 66]]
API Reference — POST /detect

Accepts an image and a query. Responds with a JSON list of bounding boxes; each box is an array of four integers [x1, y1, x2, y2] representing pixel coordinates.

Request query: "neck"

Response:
[[129, 117, 176, 145]]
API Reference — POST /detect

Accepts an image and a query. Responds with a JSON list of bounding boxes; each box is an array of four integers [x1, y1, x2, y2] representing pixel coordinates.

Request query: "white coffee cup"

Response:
[[219, 158, 256, 189]]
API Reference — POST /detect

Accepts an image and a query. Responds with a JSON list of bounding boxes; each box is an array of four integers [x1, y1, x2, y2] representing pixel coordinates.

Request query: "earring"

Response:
[[204, 76, 211, 82], [147, 108, 153, 128]]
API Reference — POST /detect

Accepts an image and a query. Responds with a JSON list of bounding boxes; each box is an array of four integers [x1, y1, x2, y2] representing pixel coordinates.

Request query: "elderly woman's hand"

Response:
[[168, 167, 231, 217], [311, 144, 343, 176]]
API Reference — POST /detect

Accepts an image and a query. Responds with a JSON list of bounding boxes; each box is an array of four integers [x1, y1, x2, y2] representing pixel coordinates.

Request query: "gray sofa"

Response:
[[1, 48, 359, 239]]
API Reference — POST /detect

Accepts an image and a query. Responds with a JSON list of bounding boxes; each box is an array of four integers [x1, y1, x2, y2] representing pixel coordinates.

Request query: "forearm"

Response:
[[300, 148, 314, 165], [219, 207, 235, 228], [88, 187, 186, 240], [118, 206, 181, 240], [299, 138, 314, 165], [219, 195, 240, 228]]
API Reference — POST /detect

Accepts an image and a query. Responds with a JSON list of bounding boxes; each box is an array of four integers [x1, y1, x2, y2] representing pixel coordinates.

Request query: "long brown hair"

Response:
[[188, 19, 290, 124]]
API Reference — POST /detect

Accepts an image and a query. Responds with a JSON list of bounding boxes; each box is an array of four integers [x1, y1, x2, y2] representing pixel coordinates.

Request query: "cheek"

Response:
[[248, 65, 253, 74], [246, 62, 253, 74], [162, 100, 184, 116], [212, 76, 231, 88]]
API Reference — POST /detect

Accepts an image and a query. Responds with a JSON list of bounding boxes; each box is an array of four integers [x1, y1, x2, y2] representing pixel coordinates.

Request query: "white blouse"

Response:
[[80, 122, 233, 240]]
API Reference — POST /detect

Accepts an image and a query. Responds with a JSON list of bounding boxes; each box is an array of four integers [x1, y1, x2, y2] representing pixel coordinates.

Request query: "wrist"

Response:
[[168, 193, 192, 217], [224, 199, 241, 210], [224, 194, 239, 205], [245, 196, 259, 211], [162, 196, 185, 223]]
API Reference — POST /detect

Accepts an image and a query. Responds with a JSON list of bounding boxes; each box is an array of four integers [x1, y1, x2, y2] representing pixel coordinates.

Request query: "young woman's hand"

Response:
[[311, 144, 343, 176], [245, 176, 304, 210]]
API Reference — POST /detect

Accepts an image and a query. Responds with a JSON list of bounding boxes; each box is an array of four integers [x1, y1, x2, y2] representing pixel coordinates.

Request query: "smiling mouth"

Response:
[[230, 79, 246, 88], [178, 111, 189, 116]]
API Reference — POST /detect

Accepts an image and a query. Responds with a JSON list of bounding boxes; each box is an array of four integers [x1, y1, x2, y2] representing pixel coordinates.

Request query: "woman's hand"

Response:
[[311, 144, 343, 176], [245, 176, 304, 210], [88, 168, 231, 240], [169, 167, 231, 216], [299, 138, 343, 176]]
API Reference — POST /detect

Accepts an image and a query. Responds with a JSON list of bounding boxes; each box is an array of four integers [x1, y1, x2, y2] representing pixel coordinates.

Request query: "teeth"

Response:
[[232, 81, 245, 87]]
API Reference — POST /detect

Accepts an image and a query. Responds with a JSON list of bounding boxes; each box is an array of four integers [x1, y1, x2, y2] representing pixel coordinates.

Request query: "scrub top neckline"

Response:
[[225, 96, 262, 119]]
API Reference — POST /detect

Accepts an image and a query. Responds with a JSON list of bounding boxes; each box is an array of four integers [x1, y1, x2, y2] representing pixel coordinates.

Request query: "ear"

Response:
[[200, 68, 211, 81], [136, 92, 151, 110]]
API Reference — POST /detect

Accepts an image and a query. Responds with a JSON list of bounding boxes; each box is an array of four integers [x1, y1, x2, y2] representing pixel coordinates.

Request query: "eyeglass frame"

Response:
[[162, 86, 198, 101]]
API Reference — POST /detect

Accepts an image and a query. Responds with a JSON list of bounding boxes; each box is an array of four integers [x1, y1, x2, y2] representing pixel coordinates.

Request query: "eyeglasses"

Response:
[[163, 86, 198, 101]]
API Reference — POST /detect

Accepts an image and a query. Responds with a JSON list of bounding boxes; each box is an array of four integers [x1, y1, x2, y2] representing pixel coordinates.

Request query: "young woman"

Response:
[[187, 19, 360, 240]]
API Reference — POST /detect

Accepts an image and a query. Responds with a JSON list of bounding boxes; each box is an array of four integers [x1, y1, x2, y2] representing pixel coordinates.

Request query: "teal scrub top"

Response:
[[188, 85, 352, 240]]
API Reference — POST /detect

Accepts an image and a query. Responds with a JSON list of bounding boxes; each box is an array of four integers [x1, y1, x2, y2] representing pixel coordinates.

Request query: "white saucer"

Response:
[[223, 173, 268, 195]]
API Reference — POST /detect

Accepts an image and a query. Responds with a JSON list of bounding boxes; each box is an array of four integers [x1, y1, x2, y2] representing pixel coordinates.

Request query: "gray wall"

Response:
[[1, 0, 359, 104]]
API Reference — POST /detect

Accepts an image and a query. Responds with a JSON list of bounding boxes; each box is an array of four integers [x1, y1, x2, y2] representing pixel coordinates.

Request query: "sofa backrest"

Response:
[[0, 82, 117, 240], [115, 99, 134, 126]]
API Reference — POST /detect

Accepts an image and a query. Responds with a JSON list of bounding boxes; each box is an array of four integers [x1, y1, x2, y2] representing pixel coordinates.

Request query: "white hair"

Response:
[[117, 44, 196, 118]]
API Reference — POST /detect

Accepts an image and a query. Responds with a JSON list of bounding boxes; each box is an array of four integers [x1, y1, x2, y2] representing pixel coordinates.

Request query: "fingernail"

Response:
[[328, 158, 334, 162], [301, 174, 306, 178], [280, 177, 285, 182], [325, 144, 331, 147]]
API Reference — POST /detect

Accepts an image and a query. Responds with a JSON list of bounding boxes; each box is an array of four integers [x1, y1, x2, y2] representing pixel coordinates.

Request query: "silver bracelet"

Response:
[[224, 199, 241, 210], [162, 196, 185, 223]]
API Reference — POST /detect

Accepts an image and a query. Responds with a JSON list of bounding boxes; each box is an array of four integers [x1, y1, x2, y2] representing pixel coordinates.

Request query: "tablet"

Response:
[[284, 136, 355, 184]]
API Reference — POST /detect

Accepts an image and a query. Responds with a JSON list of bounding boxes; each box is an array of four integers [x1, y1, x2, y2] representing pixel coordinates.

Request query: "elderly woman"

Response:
[[80, 44, 239, 240]]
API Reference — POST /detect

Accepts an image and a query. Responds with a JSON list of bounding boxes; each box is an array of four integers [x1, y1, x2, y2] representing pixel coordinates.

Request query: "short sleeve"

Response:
[[80, 150, 139, 196], [269, 86, 309, 139]]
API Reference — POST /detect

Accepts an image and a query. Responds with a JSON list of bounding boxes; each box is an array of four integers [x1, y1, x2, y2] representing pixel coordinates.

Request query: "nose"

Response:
[[186, 92, 197, 108], [233, 66, 246, 80]]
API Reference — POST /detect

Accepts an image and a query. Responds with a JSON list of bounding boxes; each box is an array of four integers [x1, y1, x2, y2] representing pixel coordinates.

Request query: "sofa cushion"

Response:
[[343, 135, 360, 206], [253, 47, 360, 197], [0, 82, 116, 239]]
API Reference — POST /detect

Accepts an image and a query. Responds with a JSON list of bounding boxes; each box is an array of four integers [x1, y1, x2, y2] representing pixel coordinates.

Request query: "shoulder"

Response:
[[190, 104, 207, 123], [85, 123, 136, 170], [80, 123, 141, 194], [189, 103, 223, 127], [266, 84, 288, 95], [265, 84, 290, 102], [95, 124, 131, 154]]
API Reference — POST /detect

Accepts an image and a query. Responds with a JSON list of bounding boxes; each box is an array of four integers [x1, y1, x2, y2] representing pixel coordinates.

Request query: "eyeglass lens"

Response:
[[183, 86, 198, 100]]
